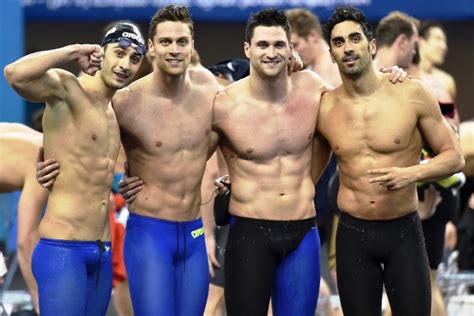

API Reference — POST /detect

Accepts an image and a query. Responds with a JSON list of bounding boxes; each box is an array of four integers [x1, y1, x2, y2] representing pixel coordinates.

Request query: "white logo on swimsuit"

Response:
[[191, 227, 204, 238], [104, 246, 111, 252], [122, 32, 144, 45]]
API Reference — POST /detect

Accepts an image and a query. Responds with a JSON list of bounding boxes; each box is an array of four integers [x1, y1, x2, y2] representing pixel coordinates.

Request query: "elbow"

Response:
[[3, 63, 23, 88], [3, 63, 16, 84]]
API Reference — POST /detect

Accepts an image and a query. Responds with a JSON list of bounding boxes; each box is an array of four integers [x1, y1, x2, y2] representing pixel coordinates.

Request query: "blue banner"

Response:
[[22, 0, 474, 22]]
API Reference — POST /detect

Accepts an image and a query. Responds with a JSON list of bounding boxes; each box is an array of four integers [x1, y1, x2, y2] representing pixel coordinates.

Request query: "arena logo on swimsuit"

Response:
[[191, 227, 204, 238]]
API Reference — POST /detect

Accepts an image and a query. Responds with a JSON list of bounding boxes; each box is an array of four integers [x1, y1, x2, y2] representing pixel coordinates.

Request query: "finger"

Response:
[[210, 255, 221, 268], [124, 181, 144, 192], [40, 179, 56, 188], [120, 176, 142, 186], [369, 176, 389, 183], [38, 170, 60, 182], [123, 186, 143, 199], [208, 259, 215, 278], [37, 162, 60, 177], [367, 169, 389, 175]]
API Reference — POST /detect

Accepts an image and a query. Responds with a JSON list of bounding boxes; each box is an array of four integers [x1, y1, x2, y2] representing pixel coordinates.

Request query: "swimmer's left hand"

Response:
[[367, 167, 415, 190], [379, 66, 411, 84], [288, 51, 304, 73]]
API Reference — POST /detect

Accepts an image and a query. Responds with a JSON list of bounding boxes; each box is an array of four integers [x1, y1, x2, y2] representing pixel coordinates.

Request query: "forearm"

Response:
[[413, 149, 465, 183], [4, 45, 77, 84], [17, 233, 39, 309]]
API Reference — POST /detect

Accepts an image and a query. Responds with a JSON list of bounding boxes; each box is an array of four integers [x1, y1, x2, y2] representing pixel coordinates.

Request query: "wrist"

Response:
[[68, 44, 82, 63]]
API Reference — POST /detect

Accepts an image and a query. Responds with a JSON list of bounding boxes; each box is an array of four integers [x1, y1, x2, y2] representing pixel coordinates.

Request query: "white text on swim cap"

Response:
[[122, 32, 144, 45]]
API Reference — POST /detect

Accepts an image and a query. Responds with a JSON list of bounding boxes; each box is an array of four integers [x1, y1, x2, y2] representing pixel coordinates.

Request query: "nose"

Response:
[[118, 57, 130, 71], [266, 45, 277, 59], [343, 41, 354, 53], [170, 41, 180, 55]]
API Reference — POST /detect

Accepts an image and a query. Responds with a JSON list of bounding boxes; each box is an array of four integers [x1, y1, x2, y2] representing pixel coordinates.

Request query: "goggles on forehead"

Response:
[[102, 29, 147, 55], [112, 37, 147, 55]]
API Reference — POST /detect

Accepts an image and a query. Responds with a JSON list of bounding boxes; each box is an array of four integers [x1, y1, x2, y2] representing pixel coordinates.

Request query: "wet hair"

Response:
[[325, 6, 373, 45], [376, 11, 419, 47], [149, 5, 194, 41], [285, 8, 322, 38], [245, 8, 292, 43], [418, 21, 446, 40]]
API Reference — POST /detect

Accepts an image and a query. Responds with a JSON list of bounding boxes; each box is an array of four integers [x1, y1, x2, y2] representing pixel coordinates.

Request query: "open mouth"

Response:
[[113, 71, 129, 80], [166, 58, 183, 65], [262, 60, 281, 65], [343, 56, 358, 64]]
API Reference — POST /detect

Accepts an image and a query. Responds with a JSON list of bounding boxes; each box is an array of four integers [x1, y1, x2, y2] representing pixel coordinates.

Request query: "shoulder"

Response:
[[213, 78, 248, 119], [189, 67, 219, 89], [291, 70, 328, 91], [113, 75, 150, 109], [434, 68, 456, 96]]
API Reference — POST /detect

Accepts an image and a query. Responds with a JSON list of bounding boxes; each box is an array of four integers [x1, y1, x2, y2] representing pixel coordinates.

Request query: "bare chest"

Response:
[[119, 95, 213, 153], [220, 101, 317, 160], [321, 98, 420, 156]]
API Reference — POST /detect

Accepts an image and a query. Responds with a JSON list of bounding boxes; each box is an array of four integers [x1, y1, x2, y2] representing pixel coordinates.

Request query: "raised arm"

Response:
[[3, 44, 103, 103]]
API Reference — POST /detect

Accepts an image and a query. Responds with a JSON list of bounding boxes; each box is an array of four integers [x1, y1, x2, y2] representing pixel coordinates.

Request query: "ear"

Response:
[[244, 42, 250, 59], [308, 29, 320, 44], [397, 34, 408, 50], [329, 48, 336, 63], [147, 38, 155, 58], [369, 38, 377, 56]]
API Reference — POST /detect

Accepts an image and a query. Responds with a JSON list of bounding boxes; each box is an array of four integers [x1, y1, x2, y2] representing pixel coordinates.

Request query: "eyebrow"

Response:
[[331, 32, 362, 43]]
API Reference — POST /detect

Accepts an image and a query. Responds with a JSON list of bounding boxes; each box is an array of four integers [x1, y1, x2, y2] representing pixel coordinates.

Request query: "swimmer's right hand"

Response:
[[36, 147, 60, 189], [118, 161, 144, 204], [73, 44, 104, 76], [214, 175, 231, 195]]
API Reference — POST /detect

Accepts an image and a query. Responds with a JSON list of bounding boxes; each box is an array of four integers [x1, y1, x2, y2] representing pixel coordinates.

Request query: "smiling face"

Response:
[[101, 43, 143, 89], [148, 21, 194, 76], [245, 25, 292, 78], [329, 20, 375, 78]]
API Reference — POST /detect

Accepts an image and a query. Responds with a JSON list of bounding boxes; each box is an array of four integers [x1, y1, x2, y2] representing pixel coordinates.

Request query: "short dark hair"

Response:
[[418, 21, 446, 40], [325, 6, 373, 45], [376, 11, 418, 47], [285, 8, 322, 38], [245, 8, 292, 43], [149, 5, 194, 41]]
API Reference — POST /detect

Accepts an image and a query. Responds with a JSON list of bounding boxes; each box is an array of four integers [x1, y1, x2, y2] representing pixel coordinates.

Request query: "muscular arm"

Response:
[[3, 44, 102, 103], [201, 153, 221, 276], [413, 82, 465, 181], [17, 177, 48, 310]]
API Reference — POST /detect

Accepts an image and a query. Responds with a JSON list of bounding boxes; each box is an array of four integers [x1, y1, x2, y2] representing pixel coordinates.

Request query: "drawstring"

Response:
[[96, 240, 105, 288]]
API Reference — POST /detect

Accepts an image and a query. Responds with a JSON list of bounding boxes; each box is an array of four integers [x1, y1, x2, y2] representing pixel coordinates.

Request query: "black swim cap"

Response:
[[101, 23, 146, 55], [208, 59, 250, 82]]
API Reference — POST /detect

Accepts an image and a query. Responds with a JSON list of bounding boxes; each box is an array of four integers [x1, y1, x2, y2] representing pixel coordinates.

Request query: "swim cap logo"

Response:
[[191, 227, 204, 238], [122, 32, 145, 45]]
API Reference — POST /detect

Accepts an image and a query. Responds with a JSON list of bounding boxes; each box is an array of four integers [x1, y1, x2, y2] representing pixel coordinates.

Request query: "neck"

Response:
[[373, 46, 398, 69], [340, 63, 379, 96], [81, 73, 115, 106], [420, 57, 435, 73], [153, 68, 187, 96], [308, 40, 330, 70], [248, 67, 290, 102]]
